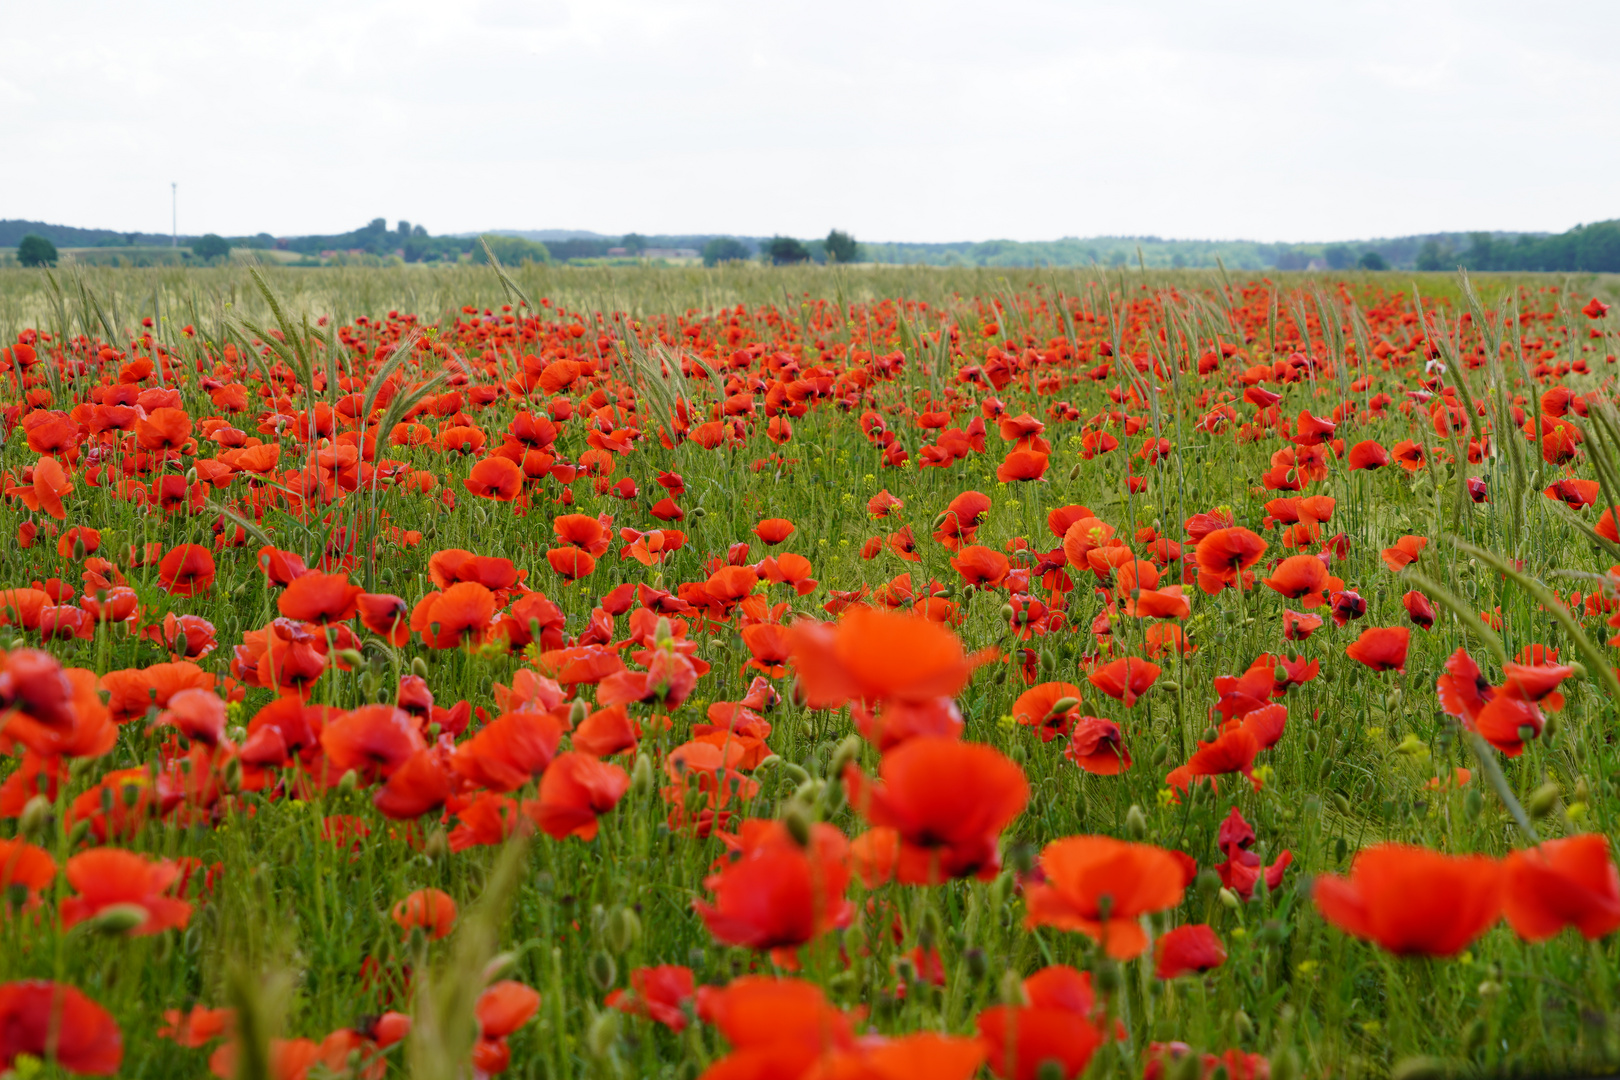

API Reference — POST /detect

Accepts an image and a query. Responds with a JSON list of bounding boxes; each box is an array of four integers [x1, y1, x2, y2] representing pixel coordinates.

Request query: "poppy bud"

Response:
[[918, 909, 943, 951], [781, 800, 814, 847], [605, 906, 641, 955], [1000, 604, 1016, 622], [337, 769, 359, 795], [1092, 959, 1122, 994], [629, 754, 653, 798], [587, 950, 617, 991], [1575, 776, 1591, 804], [1150, 742, 1170, 767], [410, 656, 430, 680], [1233, 1009, 1254, 1040], [1527, 781, 1561, 819], [828, 734, 863, 780], [1463, 787, 1483, 820], [1125, 803, 1148, 841], [1568, 661, 1588, 679], [423, 828, 449, 861], [780, 763, 811, 785], [336, 649, 364, 668], [18, 795, 51, 842], [1219, 887, 1241, 910], [895, 955, 917, 985], [654, 617, 673, 646], [1048, 696, 1080, 718], [1330, 792, 1351, 816], [1542, 711, 1560, 742], [1305, 731, 1320, 753], [67, 820, 90, 848], [86, 902, 149, 935], [569, 698, 589, 728], [1271, 1050, 1300, 1080], [1200, 727, 1219, 744], [220, 756, 243, 794], [1069, 463, 1082, 480], [998, 968, 1028, 1006], [586, 1009, 621, 1058]]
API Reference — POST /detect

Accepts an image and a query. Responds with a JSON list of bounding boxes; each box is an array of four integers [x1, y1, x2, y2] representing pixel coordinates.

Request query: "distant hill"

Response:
[[7, 216, 1619, 271]]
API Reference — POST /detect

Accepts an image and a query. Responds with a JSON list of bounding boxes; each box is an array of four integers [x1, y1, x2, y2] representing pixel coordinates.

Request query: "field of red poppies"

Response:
[[0, 260, 1617, 1079]]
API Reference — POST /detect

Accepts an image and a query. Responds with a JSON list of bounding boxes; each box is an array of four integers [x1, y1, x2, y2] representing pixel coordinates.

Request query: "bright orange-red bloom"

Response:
[[1025, 837, 1187, 958], [788, 606, 971, 708], [1380, 534, 1428, 572], [1503, 834, 1620, 941], [1345, 626, 1410, 673], [61, 848, 192, 935], [533, 752, 629, 840], [1262, 553, 1330, 605], [452, 710, 564, 792], [949, 544, 1010, 587], [1194, 528, 1267, 593], [0, 981, 122, 1075], [1010, 682, 1083, 741], [392, 887, 457, 939], [752, 518, 795, 545], [844, 737, 1028, 883], [1155, 924, 1227, 978], [1086, 656, 1160, 707], [465, 456, 524, 500], [693, 819, 852, 956], [411, 582, 497, 647], [1347, 439, 1389, 470], [1315, 843, 1501, 956], [277, 572, 363, 625], [320, 705, 426, 784], [157, 544, 216, 596]]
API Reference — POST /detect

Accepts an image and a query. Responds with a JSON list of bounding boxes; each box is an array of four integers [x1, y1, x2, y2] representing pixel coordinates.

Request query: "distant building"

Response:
[[607, 247, 628, 256], [641, 248, 700, 260]]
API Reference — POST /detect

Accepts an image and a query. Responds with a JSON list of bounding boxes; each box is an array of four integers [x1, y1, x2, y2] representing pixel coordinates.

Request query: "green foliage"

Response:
[[192, 234, 231, 261], [16, 233, 57, 267], [767, 236, 811, 264], [825, 229, 860, 264], [472, 234, 551, 266], [702, 237, 752, 267], [1357, 251, 1390, 271]]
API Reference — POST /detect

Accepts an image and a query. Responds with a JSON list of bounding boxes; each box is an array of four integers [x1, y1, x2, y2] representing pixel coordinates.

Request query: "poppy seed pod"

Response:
[[1527, 782, 1561, 819], [586, 1009, 621, 1058], [588, 950, 617, 992]]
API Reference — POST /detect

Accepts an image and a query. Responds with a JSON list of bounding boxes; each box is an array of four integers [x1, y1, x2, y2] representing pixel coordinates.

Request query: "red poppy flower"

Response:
[[949, 545, 1010, 587], [1154, 924, 1227, 978], [977, 1002, 1102, 1080], [1503, 834, 1620, 942], [1194, 528, 1267, 593], [1010, 682, 1083, 741], [0, 981, 122, 1075], [452, 710, 565, 792], [320, 705, 426, 784], [693, 819, 852, 956], [844, 737, 1028, 883], [1282, 609, 1322, 640], [157, 544, 216, 596], [1345, 626, 1409, 673], [392, 887, 457, 939], [1064, 716, 1131, 775], [1314, 843, 1501, 956], [1347, 440, 1390, 470], [532, 752, 629, 840], [411, 582, 497, 647], [788, 606, 972, 709], [753, 518, 795, 545], [1024, 836, 1187, 958], [1262, 553, 1330, 605], [1380, 534, 1428, 572], [606, 965, 696, 1031], [61, 848, 192, 935], [356, 593, 411, 645], [464, 456, 524, 500], [277, 572, 363, 625], [996, 449, 1049, 483], [1086, 656, 1160, 707]]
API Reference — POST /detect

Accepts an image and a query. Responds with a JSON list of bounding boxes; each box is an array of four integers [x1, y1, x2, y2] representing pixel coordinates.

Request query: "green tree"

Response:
[[1323, 244, 1354, 270], [192, 234, 231, 261], [768, 237, 811, 265], [620, 233, 648, 254], [824, 229, 859, 264], [702, 237, 751, 267], [1357, 251, 1390, 271], [474, 234, 551, 265], [17, 234, 57, 267], [1414, 239, 1449, 272]]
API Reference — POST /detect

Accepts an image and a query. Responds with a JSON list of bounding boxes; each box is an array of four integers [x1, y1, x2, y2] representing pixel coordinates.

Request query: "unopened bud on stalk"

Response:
[[336, 769, 359, 795], [586, 1010, 621, 1058], [605, 906, 642, 954], [1125, 803, 1148, 841], [569, 698, 589, 727], [1048, 697, 1080, 717], [629, 754, 654, 798], [19, 796, 50, 842], [998, 968, 1027, 1006], [588, 950, 617, 991], [335, 649, 364, 668], [828, 735, 863, 780], [1092, 959, 1122, 994], [1219, 887, 1241, 910], [781, 800, 814, 847], [423, 828, 449, 861], [410, 656, 430, 680], [1527, 782, 1561, 819], [483, 951, 518, 982], [87, 903, 149, 935]]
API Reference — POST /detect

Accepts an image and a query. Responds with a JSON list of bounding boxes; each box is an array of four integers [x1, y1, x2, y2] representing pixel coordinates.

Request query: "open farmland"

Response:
[[0, 261, 1619, 1079]]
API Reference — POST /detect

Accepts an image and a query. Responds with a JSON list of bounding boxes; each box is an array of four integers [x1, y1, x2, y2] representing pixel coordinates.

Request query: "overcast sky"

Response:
[[4, 0, 1617, 243]]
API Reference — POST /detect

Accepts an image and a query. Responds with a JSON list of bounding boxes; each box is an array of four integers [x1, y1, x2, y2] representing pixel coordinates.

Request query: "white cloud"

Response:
[[2, 0, 1616, 241]]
